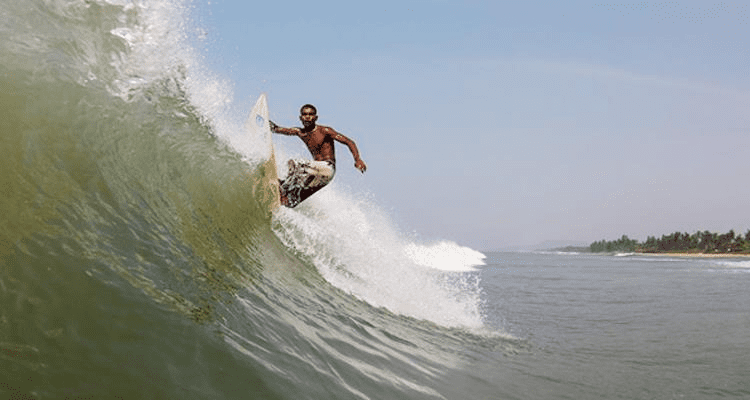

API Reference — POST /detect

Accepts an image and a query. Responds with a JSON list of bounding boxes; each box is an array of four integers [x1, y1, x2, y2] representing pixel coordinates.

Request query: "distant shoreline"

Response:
[[634, 252, 750, 259], [547, 247, 750, 258]]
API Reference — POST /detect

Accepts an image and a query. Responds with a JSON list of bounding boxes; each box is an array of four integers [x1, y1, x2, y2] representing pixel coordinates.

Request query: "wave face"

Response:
[[0, 1, 504, 398]]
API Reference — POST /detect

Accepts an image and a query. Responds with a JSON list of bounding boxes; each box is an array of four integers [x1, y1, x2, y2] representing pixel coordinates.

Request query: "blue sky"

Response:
[[190, 0, 750, 250]]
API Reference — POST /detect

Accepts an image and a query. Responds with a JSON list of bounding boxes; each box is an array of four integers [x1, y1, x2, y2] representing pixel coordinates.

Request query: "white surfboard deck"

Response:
[[244, 93, 280, 210]]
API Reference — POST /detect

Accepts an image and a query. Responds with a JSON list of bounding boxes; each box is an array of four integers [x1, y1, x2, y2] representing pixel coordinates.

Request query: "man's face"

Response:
[[300, 107, 318, 128]]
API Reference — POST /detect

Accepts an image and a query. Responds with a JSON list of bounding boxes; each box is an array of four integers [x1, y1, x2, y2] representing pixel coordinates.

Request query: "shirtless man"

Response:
[[269, 104, 367, 208]]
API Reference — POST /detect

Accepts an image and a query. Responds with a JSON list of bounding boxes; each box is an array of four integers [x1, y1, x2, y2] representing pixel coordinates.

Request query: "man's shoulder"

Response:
[[317, 125, 337, 135]]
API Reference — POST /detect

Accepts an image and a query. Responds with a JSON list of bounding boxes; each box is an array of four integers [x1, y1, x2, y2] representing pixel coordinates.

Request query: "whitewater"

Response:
[[3, 1, 750, 399]]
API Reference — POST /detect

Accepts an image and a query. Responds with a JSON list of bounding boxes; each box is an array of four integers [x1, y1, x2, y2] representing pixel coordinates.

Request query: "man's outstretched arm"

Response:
[[269, 120, 299, 136], [330, 128, 367, 173]]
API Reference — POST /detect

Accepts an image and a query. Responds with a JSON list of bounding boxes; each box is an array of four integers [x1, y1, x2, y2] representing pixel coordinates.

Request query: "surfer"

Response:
[[269, 104, 367, 208]]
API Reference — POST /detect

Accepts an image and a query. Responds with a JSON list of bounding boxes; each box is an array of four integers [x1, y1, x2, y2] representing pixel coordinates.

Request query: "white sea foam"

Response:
[[403, 241, 485, 272], [271, 187, 485, 329], [712, 260, 750, 269]]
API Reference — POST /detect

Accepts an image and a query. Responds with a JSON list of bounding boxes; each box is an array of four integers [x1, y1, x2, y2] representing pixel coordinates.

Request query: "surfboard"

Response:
[[244, 93, 280, 210]]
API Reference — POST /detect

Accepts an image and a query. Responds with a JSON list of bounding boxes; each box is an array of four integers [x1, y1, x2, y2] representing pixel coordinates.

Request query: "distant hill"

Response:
[[491, 240, 589, 252], [534, 240, 589, 250], [548, 245, 591, 253]]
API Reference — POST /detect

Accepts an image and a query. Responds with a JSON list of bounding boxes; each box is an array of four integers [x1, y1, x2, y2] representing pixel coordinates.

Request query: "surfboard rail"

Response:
[[244, 93, 280, 211]]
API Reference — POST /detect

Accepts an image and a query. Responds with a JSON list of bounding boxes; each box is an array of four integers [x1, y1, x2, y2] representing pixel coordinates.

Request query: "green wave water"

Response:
[[1, 1, 502, 398]]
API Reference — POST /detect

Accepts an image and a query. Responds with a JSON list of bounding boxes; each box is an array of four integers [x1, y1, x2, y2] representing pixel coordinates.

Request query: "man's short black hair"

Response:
[[300, 104, 317, 114]]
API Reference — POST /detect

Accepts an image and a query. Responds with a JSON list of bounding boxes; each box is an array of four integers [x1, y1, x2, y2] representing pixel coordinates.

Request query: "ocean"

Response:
[[2, 1, 750, 399]]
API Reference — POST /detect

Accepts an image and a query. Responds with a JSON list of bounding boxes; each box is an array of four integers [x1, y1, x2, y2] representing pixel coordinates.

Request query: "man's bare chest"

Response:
[[300, 131, 332, 150]]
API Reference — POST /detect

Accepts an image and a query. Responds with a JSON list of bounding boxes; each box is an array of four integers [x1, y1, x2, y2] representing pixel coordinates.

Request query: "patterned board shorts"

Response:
[[279, 159, 335, 208]]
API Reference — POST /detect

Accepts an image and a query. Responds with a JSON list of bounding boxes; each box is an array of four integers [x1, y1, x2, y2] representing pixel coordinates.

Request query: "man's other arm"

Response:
[[330, 128, 367, 173]]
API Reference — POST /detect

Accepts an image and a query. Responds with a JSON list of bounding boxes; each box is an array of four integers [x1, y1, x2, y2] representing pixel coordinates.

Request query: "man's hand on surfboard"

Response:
[[355, 159, 367, 173]]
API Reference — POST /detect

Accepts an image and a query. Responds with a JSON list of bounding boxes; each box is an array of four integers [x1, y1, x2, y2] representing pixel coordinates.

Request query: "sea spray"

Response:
[[404, 240, 486, 272], [271, 187, 486, 329]]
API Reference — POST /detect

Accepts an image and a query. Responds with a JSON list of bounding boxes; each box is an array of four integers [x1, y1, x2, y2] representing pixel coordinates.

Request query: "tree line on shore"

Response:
[[590, 230, 750, 254]]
